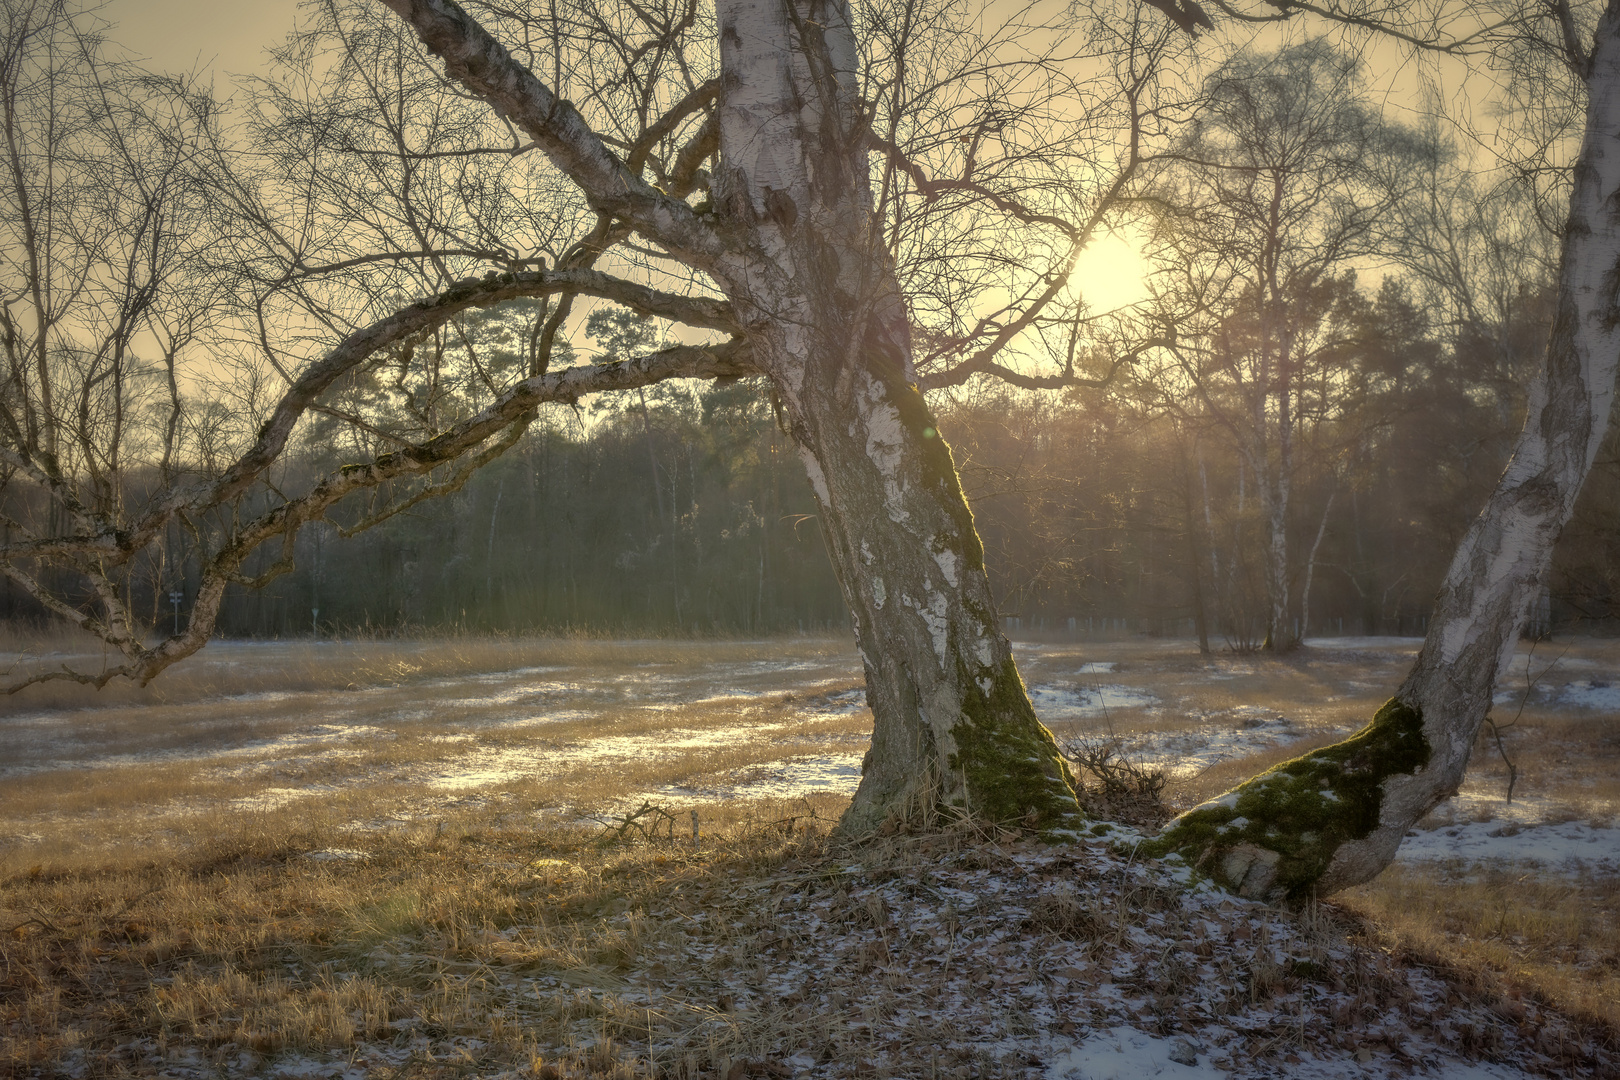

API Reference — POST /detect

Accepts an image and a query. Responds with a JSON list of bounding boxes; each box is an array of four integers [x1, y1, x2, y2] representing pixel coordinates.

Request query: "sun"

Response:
[[1068, 232, 1150, 313]]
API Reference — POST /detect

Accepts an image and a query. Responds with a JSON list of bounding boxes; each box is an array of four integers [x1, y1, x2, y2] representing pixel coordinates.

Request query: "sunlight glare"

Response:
[[1069, 232, 1150, 313]]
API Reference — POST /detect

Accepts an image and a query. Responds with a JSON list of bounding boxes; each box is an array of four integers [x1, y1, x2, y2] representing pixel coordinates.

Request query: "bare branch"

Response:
[[3, 337, 754, 692], [920, 337, 1172, 391], [0, 267, 733, 565], [376, 0, 726, 266], [626, 77, 718, 176]]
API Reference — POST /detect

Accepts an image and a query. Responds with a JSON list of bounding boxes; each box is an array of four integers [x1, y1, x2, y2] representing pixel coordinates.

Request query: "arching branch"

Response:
[[0, 267, 736, 566], [1, 337, 755, 693], [377, 0, 727, 267]]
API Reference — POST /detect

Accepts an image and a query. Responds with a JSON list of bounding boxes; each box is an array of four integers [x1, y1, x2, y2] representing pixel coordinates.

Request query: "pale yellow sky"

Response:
[[92, 1, 1505, 340], [104, 0, 303, 80]]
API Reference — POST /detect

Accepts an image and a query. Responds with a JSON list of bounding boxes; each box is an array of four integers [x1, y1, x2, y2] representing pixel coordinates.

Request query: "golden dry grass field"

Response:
[[1, 633, 1616, 1078]]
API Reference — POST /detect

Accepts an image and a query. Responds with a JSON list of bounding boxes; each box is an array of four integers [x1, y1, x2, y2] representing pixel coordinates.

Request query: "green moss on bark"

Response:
[[947, 653, 1082, 833], [1143, 698, 1430, 902], [865, 356, 986, 573]]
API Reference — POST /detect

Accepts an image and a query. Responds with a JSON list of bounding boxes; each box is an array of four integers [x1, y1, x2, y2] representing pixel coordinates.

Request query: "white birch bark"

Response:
[[381, 0, 1083, 832], [1151, 1, 1620, 899], [708, 0, 1080, 832], [1299, 485, 1335, 643]]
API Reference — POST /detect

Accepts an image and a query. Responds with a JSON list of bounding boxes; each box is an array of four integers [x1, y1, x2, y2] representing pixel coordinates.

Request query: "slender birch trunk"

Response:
[[708, 0, 1080, 833], [1149, 3, 1620, 899], [1179, 435, 1212, 655], [1259, 459, 1289, 650], [1299, 485, 1334, 644]]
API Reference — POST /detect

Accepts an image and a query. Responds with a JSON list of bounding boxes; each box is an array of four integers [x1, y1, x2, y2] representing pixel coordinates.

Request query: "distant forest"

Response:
[[7, 272, 1613, 645]]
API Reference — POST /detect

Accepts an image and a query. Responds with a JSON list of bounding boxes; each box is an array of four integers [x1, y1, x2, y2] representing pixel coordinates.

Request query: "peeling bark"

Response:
[[1151, 2, 1620, 899], [703, 0, 1081, 833]]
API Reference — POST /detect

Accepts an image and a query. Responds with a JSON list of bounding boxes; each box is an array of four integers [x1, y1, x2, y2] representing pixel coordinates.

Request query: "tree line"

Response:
[[11, 262, 1604, 646], [3, 24, 1616, 646]]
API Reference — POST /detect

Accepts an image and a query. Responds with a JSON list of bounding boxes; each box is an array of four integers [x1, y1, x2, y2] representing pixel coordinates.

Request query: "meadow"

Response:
[[1, 632, 1615, 1078]]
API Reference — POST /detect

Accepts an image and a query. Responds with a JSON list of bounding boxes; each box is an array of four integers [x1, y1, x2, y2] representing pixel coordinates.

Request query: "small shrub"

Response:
[[1062, 737, 1170, 827]]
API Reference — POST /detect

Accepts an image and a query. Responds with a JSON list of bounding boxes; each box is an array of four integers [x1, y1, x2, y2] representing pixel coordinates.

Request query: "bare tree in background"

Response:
[[1142, 39, 1430, 651], [0, 0, 222, 661]]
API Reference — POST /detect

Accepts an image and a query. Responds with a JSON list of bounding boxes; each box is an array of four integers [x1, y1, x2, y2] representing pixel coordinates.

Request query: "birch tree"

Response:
[[1147, 0, 1620, 900], [1146, 39, 1428, 651], [0, 0, 1197, 835]]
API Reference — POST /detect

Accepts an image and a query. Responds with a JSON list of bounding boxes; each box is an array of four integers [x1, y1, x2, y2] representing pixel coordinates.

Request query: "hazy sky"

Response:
[[92, 1, 1475, 315], [104, 0, 303, 80]]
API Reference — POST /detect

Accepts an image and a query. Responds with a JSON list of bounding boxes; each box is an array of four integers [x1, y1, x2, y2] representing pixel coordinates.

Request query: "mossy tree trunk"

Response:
[[1149, 2, 1620, 901], [383, 0, 1083, 835], [709, 0, 1081, 834]]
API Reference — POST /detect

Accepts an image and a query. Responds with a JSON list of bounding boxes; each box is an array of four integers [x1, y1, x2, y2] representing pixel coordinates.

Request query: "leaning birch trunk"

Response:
[[710, 0, 1081, 834], [1147, 3, 1620, 900]]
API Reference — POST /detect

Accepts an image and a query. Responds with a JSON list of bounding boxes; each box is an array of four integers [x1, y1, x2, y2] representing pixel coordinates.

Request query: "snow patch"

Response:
[[1028, 684, 1158, 718], [304, 848, 368, 862], [1558, 680, 1620, 710], [1400, 816, 1620, 873], [721, 753, 864, 800], [229, 787, 309, 812], [1120, 715, 1306, 778], [1047, 1027, 1223, 1079]]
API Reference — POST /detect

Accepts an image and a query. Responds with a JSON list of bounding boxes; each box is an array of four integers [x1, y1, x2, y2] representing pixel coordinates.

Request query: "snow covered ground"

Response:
[[3, 636, 1616, 859], [3, 634, 1616, 868]]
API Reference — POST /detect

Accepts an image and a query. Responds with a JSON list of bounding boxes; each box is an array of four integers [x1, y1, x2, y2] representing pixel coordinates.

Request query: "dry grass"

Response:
[[1337, 862, 1620, 1031], [0, 637, 870, 875], [8, 808, 1615, 1078], [2, 797, 852, 1077], [3, 633, 1619, 1076]]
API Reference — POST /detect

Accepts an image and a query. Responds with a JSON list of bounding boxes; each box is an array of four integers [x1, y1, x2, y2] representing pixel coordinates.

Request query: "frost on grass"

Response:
[[1046, 1027, 1224, 1079], [1132, 715, 1304, 777], [1027, 684, 1158, 718]]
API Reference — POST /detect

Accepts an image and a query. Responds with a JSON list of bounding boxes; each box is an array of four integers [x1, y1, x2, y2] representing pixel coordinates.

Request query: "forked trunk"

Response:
[[709, 0, 1080, 833], [1148, 4, 1620, 900]]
